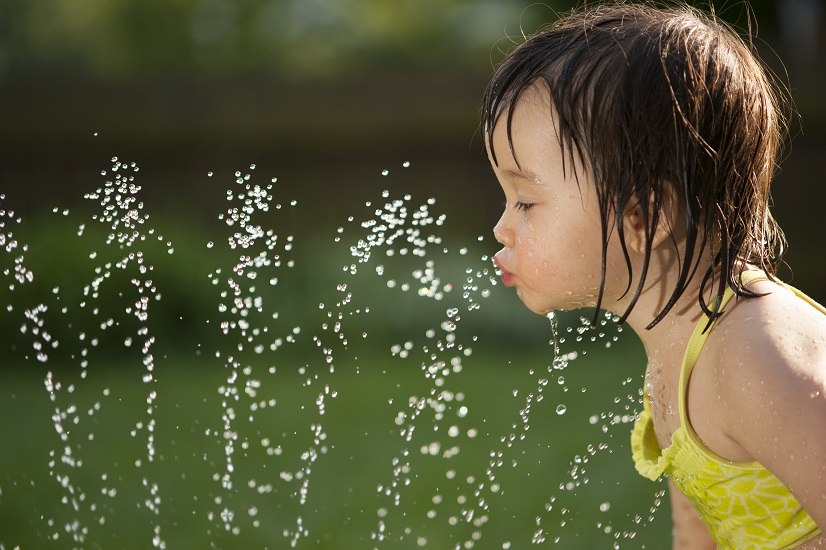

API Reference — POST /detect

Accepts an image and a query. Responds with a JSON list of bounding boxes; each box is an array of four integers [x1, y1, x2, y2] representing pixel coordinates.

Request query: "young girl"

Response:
[[482, 2, 825, 548]]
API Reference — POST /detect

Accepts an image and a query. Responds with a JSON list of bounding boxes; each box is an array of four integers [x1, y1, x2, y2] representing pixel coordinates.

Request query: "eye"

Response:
[[514, 201, 535, 212]]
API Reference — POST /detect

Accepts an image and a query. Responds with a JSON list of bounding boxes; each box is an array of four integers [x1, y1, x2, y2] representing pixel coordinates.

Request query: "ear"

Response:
[[622, 190, 676, 254]]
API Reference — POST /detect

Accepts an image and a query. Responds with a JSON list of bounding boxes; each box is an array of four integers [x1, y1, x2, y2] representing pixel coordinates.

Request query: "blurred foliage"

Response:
[[0, 202, 541, 362], [0, 0, 560, 79], [1, 0, 822, 325], [0, 0, 780, 81]]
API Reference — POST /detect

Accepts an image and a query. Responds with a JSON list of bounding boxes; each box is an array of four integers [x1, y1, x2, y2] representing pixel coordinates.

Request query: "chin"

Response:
[[517, 290, 590, 317], [515, 291, 555, 316]]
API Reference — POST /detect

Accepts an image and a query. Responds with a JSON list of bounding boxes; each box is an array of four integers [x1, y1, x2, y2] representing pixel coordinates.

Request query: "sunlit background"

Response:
[[1, 1, 824, 548]]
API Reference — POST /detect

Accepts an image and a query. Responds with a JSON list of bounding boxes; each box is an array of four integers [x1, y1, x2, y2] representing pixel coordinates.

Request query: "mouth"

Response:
[[493, 256, 514, 287]]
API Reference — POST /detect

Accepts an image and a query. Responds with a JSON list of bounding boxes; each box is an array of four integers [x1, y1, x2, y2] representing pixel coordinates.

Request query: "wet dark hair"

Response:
[[482, 1, 788, 328]]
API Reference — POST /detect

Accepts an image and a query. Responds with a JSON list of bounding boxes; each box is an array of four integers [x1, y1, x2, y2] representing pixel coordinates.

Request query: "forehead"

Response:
[[487, 84, 562, 170]]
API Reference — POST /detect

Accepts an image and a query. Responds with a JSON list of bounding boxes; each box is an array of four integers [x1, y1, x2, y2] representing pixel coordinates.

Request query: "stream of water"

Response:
[[0, 158, 667, 548]]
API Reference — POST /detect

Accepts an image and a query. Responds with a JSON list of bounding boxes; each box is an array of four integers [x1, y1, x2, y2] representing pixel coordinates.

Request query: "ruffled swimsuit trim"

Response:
[[630, 271, 823, 548], [632, 272, 762, 479]]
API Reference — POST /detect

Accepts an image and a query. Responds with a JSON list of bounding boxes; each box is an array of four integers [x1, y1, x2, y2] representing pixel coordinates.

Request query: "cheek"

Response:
[[526, 227, 604, 285], [515, 216, 575, 257], [514, 224, 543, 256], [515, 230, 559, 276]]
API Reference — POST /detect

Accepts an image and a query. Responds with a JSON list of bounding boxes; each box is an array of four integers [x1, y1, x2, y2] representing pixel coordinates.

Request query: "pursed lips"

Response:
[[493, 255, 514, 287]]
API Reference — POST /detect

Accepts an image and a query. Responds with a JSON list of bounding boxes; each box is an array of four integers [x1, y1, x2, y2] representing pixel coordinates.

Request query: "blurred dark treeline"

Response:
[[1, 0, 824, 302]]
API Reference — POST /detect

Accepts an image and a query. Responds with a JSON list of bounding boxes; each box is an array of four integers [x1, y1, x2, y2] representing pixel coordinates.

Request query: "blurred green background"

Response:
[[1, 1, 824, 548]]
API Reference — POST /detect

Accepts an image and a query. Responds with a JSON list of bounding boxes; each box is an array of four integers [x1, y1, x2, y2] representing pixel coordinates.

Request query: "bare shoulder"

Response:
[[702, 278, 826, 526], [710, 279, 826, 384], [696, 278, 826, 452]]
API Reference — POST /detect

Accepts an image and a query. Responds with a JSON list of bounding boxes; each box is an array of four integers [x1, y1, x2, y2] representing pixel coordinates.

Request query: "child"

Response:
[[482, 2, 825, 548]]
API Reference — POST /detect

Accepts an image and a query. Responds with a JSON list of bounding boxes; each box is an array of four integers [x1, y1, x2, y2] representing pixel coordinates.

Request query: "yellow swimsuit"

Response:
[[631, 272, 823, 549]]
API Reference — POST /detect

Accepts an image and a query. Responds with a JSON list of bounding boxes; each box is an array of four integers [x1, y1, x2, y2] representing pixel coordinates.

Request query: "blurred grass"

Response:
[[0, 340, 670, 548]]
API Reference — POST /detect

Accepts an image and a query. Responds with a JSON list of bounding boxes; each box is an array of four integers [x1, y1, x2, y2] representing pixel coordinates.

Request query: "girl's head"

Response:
[[483, 1, 788, 328]]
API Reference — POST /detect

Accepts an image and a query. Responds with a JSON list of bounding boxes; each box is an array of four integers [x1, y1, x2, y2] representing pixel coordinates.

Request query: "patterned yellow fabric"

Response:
[[631, 271, 824, 549]]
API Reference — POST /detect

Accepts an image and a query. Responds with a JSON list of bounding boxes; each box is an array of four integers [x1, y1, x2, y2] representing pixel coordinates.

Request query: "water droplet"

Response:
[[555, 404, 567, 415]]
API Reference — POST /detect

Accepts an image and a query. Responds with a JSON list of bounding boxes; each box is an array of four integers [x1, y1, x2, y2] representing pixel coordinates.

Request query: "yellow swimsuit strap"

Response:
[[676, 270, 768, 440], [675, 270, 826, 457]]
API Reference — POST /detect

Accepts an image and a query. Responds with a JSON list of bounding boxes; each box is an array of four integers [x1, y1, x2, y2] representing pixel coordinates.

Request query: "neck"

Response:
[[609, 248, 714, 365]]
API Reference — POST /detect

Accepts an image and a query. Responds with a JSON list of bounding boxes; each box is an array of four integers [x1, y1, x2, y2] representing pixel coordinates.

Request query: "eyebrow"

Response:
[[502, 168, 543, 185]]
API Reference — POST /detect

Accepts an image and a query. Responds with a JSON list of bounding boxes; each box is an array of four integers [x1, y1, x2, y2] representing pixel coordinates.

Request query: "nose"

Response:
[[493, 212, 512, 248]]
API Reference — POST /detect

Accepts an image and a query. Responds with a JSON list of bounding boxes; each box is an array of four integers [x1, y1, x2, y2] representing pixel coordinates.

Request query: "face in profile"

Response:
[[489, 85, 619, 316]]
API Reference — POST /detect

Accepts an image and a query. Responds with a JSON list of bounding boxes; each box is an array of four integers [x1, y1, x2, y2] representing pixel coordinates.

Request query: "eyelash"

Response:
[[514, 201, 534, 212]]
